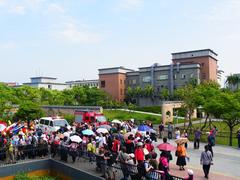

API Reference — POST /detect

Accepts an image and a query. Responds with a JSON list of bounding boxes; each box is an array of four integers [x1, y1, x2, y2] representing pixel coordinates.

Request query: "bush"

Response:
[[14, 173, 60, 180]]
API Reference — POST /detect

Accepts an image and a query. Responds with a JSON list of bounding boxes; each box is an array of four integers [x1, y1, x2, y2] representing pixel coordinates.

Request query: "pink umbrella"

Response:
[[157, 143, 176, 151]]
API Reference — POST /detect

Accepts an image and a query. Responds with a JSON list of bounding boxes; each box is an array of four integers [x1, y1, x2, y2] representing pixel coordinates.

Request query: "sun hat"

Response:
[[187, 169, 194, 175], [137, 142, 143, 146]]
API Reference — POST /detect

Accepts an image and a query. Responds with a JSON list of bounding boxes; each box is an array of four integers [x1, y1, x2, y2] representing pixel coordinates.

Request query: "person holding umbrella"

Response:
[[175, 140, 188, 171], [157, 137, 174, 163]]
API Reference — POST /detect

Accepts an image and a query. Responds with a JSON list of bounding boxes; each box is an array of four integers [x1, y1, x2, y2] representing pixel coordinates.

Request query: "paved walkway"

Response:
[[153, 139, 240, 180]]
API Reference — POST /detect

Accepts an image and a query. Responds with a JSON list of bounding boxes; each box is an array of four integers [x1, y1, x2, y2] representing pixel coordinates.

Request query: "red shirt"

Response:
[[112, 139, 120, 152], [135, 148, 144, 161]]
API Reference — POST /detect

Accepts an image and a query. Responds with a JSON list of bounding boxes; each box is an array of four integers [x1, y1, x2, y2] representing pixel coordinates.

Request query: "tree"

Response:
[[14, 101, 44, 121], [196, 81, 221, 130], [160, 88, 170, 100], [226, 74, 240, 91], [142, 85, 154, 98], [176, 84, 203, 130], [0, 83, 16, 118]]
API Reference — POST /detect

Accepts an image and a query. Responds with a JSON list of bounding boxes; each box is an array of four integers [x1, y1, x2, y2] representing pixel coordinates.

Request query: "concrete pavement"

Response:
[[153, 139, 240, 180]]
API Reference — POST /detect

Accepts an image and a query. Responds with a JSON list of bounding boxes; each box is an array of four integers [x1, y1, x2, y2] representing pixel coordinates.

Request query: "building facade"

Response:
[[172, 49, 218, 81], [127, 63, 201, 95], [66, 80, 99, 88], [23, 77, 67, 90], [99, 49, 219, 104], [98, 67, 134, 102]]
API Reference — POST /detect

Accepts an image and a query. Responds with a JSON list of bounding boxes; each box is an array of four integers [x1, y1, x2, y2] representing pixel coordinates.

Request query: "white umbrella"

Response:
[[70, 135, 82, 143], [97, 128, 109, 134], [99, 125, 112, 130], [112, 119, 122, 124], [63, 132, 70, 138]]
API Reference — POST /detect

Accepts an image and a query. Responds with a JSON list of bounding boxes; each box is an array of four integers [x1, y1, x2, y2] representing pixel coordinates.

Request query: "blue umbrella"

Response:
[[12, 125, 24, 134], [82, 129, 94, 136], [138, 125, 152, 132]]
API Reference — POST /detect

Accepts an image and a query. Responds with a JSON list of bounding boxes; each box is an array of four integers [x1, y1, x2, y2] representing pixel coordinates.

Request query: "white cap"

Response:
[[188, 169, 194, 175]]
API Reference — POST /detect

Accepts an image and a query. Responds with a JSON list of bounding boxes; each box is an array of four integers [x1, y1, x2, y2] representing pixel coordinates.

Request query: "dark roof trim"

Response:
[[171, 49, 218, 56], [98, 66, 134, 71], [172, 55, 218, 61], [30, 77, 57, 80], [23, 82, 67, 85]]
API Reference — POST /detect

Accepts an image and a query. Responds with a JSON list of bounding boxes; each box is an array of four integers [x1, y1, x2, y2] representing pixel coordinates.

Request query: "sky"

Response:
[[0, 0, 240, 84]]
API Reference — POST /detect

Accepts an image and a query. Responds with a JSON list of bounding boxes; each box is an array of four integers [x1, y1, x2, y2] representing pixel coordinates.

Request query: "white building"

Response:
[[66, 79, 99, 88], [23, 77, 67, 90]]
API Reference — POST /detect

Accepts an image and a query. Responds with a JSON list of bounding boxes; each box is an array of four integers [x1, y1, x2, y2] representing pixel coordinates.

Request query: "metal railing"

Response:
[[0, 145, 185, 180]]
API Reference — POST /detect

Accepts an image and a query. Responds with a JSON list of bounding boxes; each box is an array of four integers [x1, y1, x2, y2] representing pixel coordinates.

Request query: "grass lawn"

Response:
[[104, 109, 161, 124], [104, 109, 196, 125], [179, 121, 240, 147]]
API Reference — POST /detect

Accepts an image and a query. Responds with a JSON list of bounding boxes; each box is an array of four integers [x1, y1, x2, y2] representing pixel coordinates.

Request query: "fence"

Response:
[[0, 145, 185, 180]]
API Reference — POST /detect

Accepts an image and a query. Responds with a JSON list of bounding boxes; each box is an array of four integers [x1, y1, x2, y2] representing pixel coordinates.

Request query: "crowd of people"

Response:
[[0, 118, 228, 180]]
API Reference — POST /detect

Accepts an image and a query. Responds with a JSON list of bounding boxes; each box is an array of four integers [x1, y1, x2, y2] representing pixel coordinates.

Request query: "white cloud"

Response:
[[119, 0, 144, 10], [0, 42, 17, 49], [55, 22, 103, 44], [9, 5, 26, 15], [47, 3, 65, 14]]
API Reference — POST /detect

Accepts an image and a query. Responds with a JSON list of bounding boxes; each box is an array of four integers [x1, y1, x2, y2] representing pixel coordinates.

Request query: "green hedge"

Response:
[[14, 173, 59, 180]]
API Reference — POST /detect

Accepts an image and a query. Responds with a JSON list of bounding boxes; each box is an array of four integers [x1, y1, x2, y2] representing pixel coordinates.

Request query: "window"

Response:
[[44, 120, 49, 126], [181, 74, 186, 79], [173, 74, 177, 79], [40, 119, 44, 125], [120, 79, 123, 84], [132, 79, 137, 84], [202, 73, 206, 79], [101, 81, 105, 88], [142, 76, 151, 83], [50, 121, 53, 127], [48, 85, 52, 89], [158, 75, 168, 80], [120, 89, 123, 95]]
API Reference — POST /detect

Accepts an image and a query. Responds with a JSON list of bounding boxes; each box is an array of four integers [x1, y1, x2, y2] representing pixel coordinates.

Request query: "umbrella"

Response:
[[0, 121, 7, 132], [12, 125, 24, 134], [157, 143, 176, 151], [63, 132, 70, 138], [175, 137, 189, 144], [150, 129, 157, 134], [138, 125, 151, 132], [112, 119, 121, 124], [96, 128, 108, 134], [124, 132, 135, 140], [82, 129, 94, 136], [70, 135, 82, 143], [99, 125, 111, 131]]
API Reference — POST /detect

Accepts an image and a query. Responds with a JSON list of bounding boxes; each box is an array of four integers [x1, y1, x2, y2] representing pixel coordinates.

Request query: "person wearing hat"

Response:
[[135, 142, 144, 163], [176, 142, 187, 171], [184, 169, 194, 180]]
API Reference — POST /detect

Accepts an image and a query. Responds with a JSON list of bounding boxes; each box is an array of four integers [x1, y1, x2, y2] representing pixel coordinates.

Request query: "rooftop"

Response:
[[171, 49, 218, 56], [30, 77, 57, 80]]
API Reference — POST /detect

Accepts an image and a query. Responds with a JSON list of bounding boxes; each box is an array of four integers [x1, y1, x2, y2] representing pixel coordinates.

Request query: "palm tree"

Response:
[[226, 75, 240, 91]]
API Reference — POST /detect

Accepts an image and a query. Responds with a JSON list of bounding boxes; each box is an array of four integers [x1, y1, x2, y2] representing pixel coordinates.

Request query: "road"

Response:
[[153, 138, 240, 179]]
